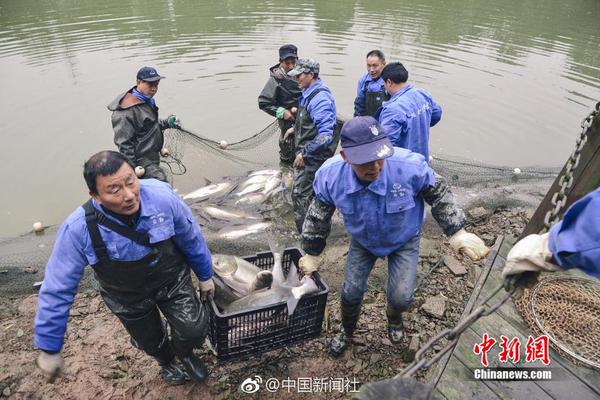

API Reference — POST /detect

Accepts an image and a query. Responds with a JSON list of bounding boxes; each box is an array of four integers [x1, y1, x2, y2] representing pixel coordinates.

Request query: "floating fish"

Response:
[[235, 192, 267, 206], [249, 169, 280, 177], [218, 222, 271, 240], [236, 182, 265, 197], [183, 182, 234, 201], [202, 205, 259, 221]]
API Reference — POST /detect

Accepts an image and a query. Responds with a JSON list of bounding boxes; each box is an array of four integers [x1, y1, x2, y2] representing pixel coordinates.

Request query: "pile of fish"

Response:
[[211, 249, 319, 315], [183, 168, 294, 240]]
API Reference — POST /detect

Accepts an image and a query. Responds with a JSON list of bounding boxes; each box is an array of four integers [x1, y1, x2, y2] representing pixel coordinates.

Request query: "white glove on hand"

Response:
[[199, 279, 215, 300], [502, 233, 561, 278], [36, 351, 63, 382], [299, 254, 322, 275], [449, 228, 490, 261]]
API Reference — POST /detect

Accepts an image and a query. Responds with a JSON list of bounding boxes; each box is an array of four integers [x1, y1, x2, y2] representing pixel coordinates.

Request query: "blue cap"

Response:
[[341, 116, 394, 164], [136, 66, 165, 82]]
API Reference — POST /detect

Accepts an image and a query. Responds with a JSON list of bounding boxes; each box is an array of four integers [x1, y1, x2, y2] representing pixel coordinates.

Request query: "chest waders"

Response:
[[292, 88, 340, 232], [277, 77, 301, 166], [363, 82, 389, 117], [83, 200, 208, 364]]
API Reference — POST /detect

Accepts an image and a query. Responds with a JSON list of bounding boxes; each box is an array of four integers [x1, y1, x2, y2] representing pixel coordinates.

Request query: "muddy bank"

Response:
[[0, 202, 532, 399]]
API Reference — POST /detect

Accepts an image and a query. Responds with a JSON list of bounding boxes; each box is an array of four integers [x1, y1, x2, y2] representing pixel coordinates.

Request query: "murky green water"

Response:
[[0, 0, 598, 236]]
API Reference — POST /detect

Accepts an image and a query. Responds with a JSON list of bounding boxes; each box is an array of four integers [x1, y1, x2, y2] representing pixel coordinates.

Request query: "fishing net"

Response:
[[514, 275, 600, 370], [430, 154, 560, 187], [162, 120, 280, 169]]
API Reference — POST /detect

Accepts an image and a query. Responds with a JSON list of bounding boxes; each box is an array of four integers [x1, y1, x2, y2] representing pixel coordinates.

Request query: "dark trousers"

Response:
[[101, 272, 208, 361]]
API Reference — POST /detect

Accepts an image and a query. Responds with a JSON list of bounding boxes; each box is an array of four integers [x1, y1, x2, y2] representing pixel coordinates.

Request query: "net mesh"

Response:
[[514, 275, 600, 370]]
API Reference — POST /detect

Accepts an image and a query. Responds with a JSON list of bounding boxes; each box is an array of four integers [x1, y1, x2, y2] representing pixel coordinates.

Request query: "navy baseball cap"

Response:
[[279, 44, 298, 60], [341, 116, 394, 164], [136, 66, 165, 82]]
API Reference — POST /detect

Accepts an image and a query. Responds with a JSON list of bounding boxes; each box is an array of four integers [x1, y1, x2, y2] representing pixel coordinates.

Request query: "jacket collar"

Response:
[[343, 163, 388, 196]]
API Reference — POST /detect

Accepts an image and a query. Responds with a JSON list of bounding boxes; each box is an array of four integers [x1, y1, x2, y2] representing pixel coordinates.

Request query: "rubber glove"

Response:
[[198, 279, 215, 300], [299, 254, 322, 275], [449, 228, 490, 260], [36, 351, 63, 382], [166, 114, 180, 129], [502, 233, 560, 278]]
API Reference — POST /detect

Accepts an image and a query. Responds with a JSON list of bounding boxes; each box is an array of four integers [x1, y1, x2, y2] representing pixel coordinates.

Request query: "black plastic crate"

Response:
[[208, 248, 329, 362]]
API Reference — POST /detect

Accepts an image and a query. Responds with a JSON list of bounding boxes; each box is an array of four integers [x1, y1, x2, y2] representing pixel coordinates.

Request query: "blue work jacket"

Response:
[[377, 84, 442, 159], [313, 147, 435, 257], [34, 179, 213, 352], [299, 79, 337, 158]]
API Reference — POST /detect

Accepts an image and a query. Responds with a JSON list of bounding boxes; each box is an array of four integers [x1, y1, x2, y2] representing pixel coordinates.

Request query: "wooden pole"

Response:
[[520, 103, 600, 239]]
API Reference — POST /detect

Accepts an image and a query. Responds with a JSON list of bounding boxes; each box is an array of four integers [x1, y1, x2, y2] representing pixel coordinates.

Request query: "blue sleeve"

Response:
[[312, 166, 335, 206], [430, 97, 442, 127], [413, 156, 436, 191], [34, 221, 87, 352], [302, 93, 337, 160], [548, 189, 600, 278], [378, 106, 405, 147], [171, 194, 214, 281], [353, 75, 367, 117]]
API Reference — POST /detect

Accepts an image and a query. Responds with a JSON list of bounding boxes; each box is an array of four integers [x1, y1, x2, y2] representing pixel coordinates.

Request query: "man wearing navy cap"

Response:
[[298, 116, 489, 356], [108, 66, 180, 182], [258, 44, 302, 166]]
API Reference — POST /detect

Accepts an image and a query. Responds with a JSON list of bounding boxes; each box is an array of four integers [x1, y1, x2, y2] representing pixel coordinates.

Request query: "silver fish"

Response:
[[249, 169, 279, 177], [262, 173, 282, 195], [236, 182, 265, 197], [225, 277, 319, 315], [235, 192, 267, 206], [183, 182, 234, 201], [212, 254, 273, 299], [203, 205, 258, 221], [218, 222, 271, 240]]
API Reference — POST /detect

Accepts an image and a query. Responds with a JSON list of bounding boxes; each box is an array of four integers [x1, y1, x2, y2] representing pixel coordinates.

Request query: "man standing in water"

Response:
[[287, 58, 339, 233], [108, 66, 180, 182], [298, 117, 488, 356], [353, 50, 388, 117], [258, 44, 302, 167], [34, 151, 214, 384]]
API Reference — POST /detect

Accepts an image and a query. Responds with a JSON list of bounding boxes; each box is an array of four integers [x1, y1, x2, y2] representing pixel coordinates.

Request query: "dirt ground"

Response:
[[0, 205, 532, 400]]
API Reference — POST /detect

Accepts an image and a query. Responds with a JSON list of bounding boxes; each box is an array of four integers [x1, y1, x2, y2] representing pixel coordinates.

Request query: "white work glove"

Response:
[[134, 166, 145, 178], [449, 228, 490, 261], [36, 351, 63, 382], [502, 233, 561, 278], [298, 254, 322, 275], [198, 279, 215, 301]]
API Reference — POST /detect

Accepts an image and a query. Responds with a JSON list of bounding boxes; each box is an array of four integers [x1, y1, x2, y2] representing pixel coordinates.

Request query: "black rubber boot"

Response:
[[387, 304, 405, 345], [159, 360, 189, 385], [178, 353, 209, 382], [329, 301, 361, 357]]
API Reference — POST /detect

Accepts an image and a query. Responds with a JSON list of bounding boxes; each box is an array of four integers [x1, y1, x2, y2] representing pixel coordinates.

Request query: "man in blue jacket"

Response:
[[298, 117, 489, 356], [376, 62, 442, 160], [34, 151, 215, 385], [503, 187, 600, 280], [354, 50, 388, 117], [287, 58, 340, 232]]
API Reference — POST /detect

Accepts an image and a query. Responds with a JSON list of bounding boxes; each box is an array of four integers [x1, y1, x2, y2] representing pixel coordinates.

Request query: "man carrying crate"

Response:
[[297, 116, 489, 356]]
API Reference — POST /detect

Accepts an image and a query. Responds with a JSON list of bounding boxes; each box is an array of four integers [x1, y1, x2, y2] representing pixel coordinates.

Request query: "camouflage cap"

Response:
[[287, 58, 320, 77]]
